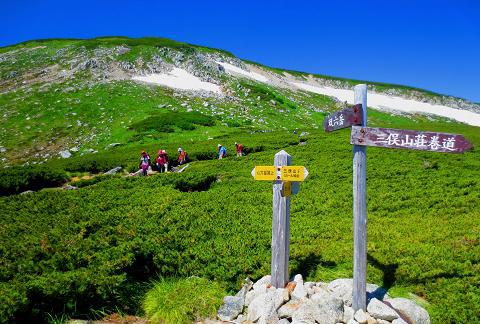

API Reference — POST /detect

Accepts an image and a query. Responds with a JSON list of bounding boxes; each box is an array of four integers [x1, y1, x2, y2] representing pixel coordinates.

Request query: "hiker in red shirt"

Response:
[[235, 142, 244, 157], [156, 150, 168, 173], [177, 147, 187, 165]]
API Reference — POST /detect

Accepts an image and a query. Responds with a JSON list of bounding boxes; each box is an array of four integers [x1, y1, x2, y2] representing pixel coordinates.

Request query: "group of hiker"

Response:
[[138, 142, 244, 175]]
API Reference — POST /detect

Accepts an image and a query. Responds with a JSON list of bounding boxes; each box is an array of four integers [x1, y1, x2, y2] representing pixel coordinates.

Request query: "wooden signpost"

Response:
[[323, 103, 363, 132], [323, 84, 473, 312], [251, 151, 309, 288]]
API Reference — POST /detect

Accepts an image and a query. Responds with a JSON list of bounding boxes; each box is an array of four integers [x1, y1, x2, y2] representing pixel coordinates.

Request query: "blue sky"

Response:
[[1, 0, 479, 102]]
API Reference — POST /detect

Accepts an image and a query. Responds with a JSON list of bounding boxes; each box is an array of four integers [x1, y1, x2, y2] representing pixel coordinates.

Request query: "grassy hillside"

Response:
[[0, 37, 479, 323]]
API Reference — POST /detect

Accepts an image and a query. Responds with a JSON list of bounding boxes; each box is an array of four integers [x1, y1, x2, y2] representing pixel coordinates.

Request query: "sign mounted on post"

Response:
[[251, 166, 309, 181], [350, 126, 473, 153], [252, 166, 276, 181], [323, 104, 363, 132], [251, 151, 309, 288]]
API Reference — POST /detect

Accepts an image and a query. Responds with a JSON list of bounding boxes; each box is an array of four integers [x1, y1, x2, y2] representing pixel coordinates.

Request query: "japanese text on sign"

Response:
[[254, 166, 276, 180], [328, 114, 345, 128], [375, 133, 456, 151], [281, 166, 305, 181]]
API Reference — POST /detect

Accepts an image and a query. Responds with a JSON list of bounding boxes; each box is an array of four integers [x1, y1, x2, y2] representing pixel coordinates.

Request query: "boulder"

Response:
[[310, 290, 344, 323], [387, 298, 430, 324], [291, 299, 320, 324], [278, 299, 305, 319], [106, 143, 122, 149], [327, 279, 387, 306], [253, 275, 271, 292], [245, 290, 255, 306], [367, 298, 399, 321], [247, 290, 281, 323], [392, 318, 409, 324], [217, 296, 243, 321], [354, 309, 368, 324], [291, 274, 307, 300], [59, 150, 72, 158], [343, 305, 355, 323], [104, 166, 122, 175]]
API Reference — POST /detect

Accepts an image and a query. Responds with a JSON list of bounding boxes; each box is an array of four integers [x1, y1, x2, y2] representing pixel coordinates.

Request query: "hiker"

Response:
[[177, 147, 187, 165], [218, 144, 227, 159], [156, 150, 168, 173], [139, 150, 150, 176], [235, 142, 244, 157]]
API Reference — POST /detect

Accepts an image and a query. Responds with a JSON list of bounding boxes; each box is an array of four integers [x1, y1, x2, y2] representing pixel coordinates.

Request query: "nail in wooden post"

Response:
[[352, 84, 368, 311], [272, 150, 291, 288]]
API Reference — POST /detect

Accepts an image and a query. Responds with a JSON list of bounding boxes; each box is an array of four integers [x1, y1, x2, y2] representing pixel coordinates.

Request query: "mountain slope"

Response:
[[0, 36, 479, 166]]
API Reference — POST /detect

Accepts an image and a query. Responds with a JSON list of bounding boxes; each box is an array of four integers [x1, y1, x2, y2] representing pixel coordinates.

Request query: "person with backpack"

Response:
[[177, 147, 187, 165], [235, 142, 244, 157], [218, 144, 227, 159], [139, 150, 150, 176], [156, 150, 168, 173]]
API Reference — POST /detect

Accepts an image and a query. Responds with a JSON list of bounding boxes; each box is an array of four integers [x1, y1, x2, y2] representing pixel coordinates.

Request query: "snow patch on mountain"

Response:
[[132, 68, 222, 93], [292, 82, 480, 127], [216, 61, 269, 83]]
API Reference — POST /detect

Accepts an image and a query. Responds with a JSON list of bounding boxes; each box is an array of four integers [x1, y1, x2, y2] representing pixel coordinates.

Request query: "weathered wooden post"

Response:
[[271, 150, 291, 288], [251, 152, 309, 288], [353, 84, 368, 311]]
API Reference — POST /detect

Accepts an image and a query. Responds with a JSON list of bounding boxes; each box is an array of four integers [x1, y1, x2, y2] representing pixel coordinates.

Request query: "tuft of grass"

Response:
[[142, 277, 226, 324]]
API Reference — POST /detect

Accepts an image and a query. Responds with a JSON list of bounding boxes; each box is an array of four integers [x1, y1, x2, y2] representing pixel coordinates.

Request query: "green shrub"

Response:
[[0, 166, 66, 196], [142, 277, 226, 324], [130, 111, 215, 133]]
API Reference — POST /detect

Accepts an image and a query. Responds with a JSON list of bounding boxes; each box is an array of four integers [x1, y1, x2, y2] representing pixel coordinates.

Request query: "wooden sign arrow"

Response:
[[350, 126, 473, 153], [323, 104, 363, 132]]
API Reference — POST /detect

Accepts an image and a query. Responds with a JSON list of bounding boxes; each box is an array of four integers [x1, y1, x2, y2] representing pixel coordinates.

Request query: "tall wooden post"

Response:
[[352, 84, 368, 311], [271, 150, 291, 288]]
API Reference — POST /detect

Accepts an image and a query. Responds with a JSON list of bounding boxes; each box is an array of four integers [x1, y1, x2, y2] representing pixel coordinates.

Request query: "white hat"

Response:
[[218, 144, 221, 147], [178, 147, 182, 152]]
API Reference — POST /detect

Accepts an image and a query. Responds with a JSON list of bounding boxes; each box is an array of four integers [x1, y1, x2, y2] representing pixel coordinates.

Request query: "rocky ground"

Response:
[[214, 275, 430, 324]]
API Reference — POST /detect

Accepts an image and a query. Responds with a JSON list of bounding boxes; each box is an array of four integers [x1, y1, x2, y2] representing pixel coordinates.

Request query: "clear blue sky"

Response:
[[1, 0, 479, 102]]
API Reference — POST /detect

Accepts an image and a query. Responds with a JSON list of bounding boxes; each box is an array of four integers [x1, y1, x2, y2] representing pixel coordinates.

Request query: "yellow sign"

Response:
[[282, 181, 292, 197], [252, 166, 277, 181], [281, 166, 306, 181]]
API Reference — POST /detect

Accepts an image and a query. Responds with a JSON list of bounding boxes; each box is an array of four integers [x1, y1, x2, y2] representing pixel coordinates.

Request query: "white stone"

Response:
[[367, 298, 399, 321], [245, 290, 255, 306], [291, 282, 308, 300], [347, 320, 360, 324], [310, 290, 344, 324], [387, 298, 430, 324], [59, 150, 71, 158], [278, 299, 306, 319], [253, 275, 272, 291], [291, 299, 320, 324], [294, 274, 304, 284], [343, 305, 355, 323], [354, 309, 368, 324], [247, 290, 282, 323], [304, 282, 315, 289], [392, 318, 408, 324]]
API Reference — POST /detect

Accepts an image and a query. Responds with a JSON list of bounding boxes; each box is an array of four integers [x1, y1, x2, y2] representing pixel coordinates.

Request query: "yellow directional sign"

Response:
[[251, 166, 308, 182], [252, 166, 277, 181], [281, 166, 307, 181]]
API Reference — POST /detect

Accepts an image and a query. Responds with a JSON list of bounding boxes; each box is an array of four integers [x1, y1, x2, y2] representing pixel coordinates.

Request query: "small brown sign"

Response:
[[350, 126, 473, 153], [323, 104, 363, 132]]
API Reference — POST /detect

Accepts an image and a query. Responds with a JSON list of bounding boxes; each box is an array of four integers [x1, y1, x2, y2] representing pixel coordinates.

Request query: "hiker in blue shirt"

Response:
[[218, 144, 227, 159]]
